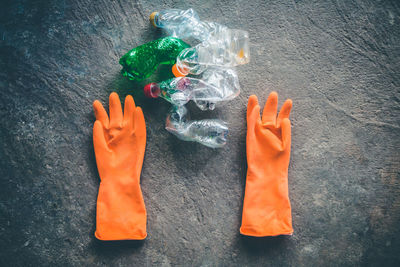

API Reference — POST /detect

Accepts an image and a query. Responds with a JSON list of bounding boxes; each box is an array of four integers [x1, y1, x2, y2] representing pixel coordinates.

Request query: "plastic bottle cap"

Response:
[[144, 83, 160, 98], [149, 12, 158, 28], [172, 64, 188, 77]]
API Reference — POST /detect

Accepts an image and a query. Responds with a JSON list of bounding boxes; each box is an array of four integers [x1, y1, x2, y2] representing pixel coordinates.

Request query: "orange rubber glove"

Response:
[[93, 92, 147, 240], [240, 91, 293, 237]]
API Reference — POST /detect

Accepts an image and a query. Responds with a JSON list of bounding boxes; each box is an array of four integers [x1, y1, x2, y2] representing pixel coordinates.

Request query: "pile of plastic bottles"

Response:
[[119, 8, 250, 148]]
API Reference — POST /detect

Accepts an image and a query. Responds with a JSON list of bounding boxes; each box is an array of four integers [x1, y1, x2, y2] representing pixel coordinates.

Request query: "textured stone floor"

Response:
[[1, 0, 399, 266]]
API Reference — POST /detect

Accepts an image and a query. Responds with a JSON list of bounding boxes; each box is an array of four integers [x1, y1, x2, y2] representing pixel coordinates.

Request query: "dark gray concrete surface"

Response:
[[1, 0, 399, 266]]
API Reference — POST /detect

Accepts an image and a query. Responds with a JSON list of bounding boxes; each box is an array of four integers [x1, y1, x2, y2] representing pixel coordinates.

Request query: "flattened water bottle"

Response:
[[165, 105, 229, 148], [144, 67, 240, 110], [172, 29, 250, 77], [149, 8, 227, 42]]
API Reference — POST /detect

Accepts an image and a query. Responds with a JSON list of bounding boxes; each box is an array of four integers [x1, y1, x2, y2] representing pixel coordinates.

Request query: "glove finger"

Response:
[[93, 100, 109, 128], [281, 118, 291, 150], [123, 95, 136, 129], [247, 95, 259, 120], [247, 95, 261, 133], [109, 92, 123, 128], [134, 107, 146, 136], [262, 91, 278, 125], [277, 99, 292, 128], [93, 120, 109, 156]]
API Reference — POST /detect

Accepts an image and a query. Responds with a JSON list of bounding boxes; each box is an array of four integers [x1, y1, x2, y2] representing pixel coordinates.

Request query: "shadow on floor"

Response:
[[238, 234, 291, 254]]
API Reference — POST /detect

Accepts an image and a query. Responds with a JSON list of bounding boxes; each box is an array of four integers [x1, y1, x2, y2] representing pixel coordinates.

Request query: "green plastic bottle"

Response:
[[119, 37, 190, 81]]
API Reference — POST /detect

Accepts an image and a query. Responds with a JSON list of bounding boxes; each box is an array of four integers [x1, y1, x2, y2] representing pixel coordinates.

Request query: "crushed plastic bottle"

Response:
[[144, 67, 240, 110], [149, 8, 227, 43], [172, 29, 250, 77], [144, 8, 250, 148], [119, 36, 190, 81], [165, 105, 228, 148]]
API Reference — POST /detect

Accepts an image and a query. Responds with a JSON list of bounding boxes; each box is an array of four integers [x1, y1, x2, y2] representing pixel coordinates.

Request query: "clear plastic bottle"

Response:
[[172, 29, 250, 77], [165, 106, 228, 148], [150, 8, 227, 43], [144, 67, 240, 110], [147, 8, 248, 148]]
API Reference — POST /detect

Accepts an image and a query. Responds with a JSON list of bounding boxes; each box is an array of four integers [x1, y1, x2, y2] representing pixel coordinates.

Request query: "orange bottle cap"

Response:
[[172, 64, 188, 77], [149, 12, 158, 27]]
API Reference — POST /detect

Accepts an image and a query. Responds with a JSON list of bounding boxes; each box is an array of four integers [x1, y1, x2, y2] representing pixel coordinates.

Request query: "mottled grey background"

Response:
[[1, 0, 399, 266]]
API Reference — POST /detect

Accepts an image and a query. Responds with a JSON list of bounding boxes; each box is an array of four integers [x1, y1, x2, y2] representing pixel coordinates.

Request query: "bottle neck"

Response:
[[143, 83, 160, 98]]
